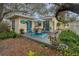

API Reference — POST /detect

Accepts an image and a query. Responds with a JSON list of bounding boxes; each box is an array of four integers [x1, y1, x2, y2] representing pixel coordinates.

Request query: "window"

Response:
[[12, 20, 15, 31]]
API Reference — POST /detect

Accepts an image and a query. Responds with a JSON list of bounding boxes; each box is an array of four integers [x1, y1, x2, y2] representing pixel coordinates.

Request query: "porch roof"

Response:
[[4, 12, 55, 21], [4, 12, 34, 19]]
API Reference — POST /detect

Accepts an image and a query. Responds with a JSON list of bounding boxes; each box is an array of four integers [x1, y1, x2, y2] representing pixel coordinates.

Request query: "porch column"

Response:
[[41, 21, 43, 29], [32, 21, 35, 32], [27, 20, 32, 33], [49, 20, 53, 32]]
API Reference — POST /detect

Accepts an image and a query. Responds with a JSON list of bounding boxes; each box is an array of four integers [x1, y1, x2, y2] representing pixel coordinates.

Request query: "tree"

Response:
[[0, 3, 59, 22], [0, 3, 29, 22], [0, 3, 4, 22]]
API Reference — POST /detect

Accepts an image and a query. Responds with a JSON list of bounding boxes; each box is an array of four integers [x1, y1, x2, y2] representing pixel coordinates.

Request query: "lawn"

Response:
[[0, 37, 61, 56]]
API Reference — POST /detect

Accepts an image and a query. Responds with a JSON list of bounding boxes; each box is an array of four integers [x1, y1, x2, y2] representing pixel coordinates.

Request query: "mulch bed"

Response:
[[0, 37, 61, 56]]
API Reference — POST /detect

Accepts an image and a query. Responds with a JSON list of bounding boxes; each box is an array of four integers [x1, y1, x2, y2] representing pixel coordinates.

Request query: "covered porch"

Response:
[[20, 19, 53, 33]]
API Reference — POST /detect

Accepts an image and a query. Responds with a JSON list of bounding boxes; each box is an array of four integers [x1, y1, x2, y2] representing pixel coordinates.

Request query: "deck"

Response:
[[22, 33, 51, 44]]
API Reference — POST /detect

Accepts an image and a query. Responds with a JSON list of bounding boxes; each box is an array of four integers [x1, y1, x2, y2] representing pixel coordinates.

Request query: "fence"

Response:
[[68, 21, 79, 35]]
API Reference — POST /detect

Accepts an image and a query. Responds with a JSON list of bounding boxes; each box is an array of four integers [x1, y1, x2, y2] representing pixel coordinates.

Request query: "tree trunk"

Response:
[[0, 3, 4, 22]]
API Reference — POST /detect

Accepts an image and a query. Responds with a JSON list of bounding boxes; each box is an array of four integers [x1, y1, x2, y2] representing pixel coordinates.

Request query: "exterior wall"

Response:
[[51, 17, 58, 31], [11, 17, 44, 33], [19, 17, 27, 33], [13, 17, 27, 33], [59, 22, 65, 30], [50, 16, 65, 32], [15, 17, 20, 33]]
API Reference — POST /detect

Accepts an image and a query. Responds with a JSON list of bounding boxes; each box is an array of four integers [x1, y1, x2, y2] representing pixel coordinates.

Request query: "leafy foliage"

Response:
[[0, 22, 18, 39], [20, 29, 24, 34], [0, 31, 18, 39], [58, 29, 79, 56], [0, 3, 58, 22]]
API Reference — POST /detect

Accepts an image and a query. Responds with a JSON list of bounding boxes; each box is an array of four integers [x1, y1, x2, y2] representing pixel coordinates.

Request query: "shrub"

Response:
[[20, 29, 24, 34], [0, 22, 10, 33], [0, 32, 7, 39], [0, 22, 19, 39], [59, 29, 78, 46], [0, 31, 18, 39], [7, 31, 17, 38], [58, 29, 79, 55]]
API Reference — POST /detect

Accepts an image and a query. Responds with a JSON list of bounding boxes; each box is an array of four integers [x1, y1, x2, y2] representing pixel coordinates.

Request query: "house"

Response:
[[3, 12, 64, 34]]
